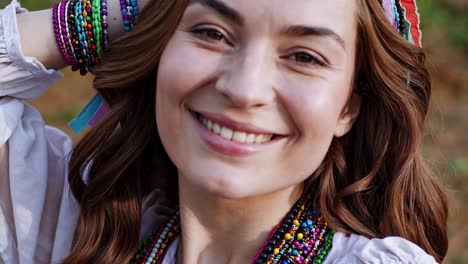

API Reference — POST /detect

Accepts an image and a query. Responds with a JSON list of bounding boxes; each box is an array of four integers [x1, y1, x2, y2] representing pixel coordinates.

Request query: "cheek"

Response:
[[280, 79, 348, 138], [274, 80, 350, 180], [157, 45, 196, 103], [156, 37, 222, 105], [156, 38, 208, 139], [155, 35, 224, 168]]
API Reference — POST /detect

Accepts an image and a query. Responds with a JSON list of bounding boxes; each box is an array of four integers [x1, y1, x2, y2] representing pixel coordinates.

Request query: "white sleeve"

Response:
[[324, 232, 438, 264], [0, 0, 63, 100], [0, 1, 80, 264]]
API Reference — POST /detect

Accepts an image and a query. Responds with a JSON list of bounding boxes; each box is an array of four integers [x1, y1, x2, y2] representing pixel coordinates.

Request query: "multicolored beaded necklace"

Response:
[[130, 196, 335, 264]]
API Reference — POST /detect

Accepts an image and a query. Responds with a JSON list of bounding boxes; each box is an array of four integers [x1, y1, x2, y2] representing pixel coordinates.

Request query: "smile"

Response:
[[189, 109, 286, 156], [197, 114, 274, 144]]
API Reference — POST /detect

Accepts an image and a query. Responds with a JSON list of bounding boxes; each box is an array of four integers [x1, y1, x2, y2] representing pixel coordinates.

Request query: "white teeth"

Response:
[[213, 123, 221, 134], [220, 127, 234, 140], [207, 120, 213, 130], [198, 115, 273, 144], [232, 131, 247, 143], [254, 135, 264, 143], [246, 134, 256, 143]]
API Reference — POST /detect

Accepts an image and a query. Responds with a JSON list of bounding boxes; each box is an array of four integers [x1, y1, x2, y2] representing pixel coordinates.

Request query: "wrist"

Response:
[[52, 0, 142, 75]]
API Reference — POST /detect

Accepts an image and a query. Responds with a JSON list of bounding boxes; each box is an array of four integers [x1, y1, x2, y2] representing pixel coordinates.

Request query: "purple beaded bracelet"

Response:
[[64, 1, 78, 70], [53, 1, 69, 65], [101, 0, 109, 49], [120, 0, 134, 32], [53, 1, 77, 67], [60, 0, 78, 68]]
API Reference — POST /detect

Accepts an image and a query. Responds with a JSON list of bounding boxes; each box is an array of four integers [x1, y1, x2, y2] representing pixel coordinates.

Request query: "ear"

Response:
[[334, 92, 361, 137]]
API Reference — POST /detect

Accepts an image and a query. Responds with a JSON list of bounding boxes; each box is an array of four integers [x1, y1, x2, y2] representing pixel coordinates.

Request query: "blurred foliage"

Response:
[[0, 0, 55, 11], [419, 0, 468, 50], [0, 0, 54, 9]]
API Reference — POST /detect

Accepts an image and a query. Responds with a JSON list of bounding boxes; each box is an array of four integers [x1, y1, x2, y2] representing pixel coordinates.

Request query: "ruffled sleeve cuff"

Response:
[[0, 0, 63, 100], [325, 232, 438, 264]]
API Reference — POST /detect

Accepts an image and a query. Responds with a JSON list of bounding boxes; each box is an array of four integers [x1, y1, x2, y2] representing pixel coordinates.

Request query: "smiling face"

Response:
[[156, 0, 360, 199]]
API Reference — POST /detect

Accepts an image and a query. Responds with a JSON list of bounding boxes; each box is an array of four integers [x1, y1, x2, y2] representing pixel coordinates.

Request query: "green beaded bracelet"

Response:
[[92, 0, 103, 60]]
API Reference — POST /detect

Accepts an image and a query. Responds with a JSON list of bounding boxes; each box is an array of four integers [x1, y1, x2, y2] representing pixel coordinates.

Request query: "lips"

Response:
[[189, 109, 287, 155], [197, 114, 274, 144]]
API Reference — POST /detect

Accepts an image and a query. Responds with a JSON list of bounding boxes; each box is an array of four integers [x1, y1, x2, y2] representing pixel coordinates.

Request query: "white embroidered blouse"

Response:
[[0, 1, 438, 263]]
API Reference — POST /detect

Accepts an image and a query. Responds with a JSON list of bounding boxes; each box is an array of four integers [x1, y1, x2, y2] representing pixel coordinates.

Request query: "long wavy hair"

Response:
[[62, 0, 448, 263]]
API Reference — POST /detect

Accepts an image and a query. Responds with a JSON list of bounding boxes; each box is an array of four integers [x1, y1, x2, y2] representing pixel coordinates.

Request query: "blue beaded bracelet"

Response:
[[120, 0, 139, 33], [130, 0, 139, 23], [74, 0, 88, 75], [120, 0, 131, 32]]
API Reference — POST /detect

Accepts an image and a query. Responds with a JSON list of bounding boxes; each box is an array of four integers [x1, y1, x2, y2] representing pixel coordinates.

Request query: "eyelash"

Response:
[[191, 27, 231, 44], [191, 27, 327, 67], [283, 52, 327, 67]]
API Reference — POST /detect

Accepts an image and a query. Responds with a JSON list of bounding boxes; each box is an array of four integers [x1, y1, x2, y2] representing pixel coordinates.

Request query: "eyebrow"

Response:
[[190, 0, 244, 26], [280, 25, 346, 50], [189, 0, 345, 50]]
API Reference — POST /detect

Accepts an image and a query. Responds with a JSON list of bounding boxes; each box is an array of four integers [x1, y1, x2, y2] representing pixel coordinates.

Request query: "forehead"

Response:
[[188, 0, 357, 39]]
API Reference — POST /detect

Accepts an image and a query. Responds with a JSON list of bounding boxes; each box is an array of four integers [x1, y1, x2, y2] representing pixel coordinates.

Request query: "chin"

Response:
[[181, 169, 264, 200]]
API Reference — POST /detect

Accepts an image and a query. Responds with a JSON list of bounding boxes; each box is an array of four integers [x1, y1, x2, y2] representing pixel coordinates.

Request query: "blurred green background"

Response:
[[1, 0, 466, 263]]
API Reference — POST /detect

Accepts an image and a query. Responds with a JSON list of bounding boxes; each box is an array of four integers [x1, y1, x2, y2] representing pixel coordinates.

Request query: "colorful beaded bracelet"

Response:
[[74, 0, 88, 75], [61, 1, 78, 69], [129, 0, 139, 23], [53, 1, 73, 66], [92, 0, 103, 60], [83, 0, 96, 70], [120, 0, 131, 32], [120, 0, 138, 33], [53, 0, 140, 76], [52, 0, 139, 133], [66, 1, 80, 71]]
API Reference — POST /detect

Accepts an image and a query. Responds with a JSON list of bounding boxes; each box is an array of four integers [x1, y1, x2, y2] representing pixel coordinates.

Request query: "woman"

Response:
[[0, 0, 448, 263]]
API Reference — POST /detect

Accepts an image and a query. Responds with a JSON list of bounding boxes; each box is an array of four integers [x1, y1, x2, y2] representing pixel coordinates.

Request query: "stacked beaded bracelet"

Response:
[[53, 0, 139, 75]]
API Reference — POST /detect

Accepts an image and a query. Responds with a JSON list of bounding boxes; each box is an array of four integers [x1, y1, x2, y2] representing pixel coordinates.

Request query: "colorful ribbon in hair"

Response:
[[381, 0, 422, 47], [69, 0, 423, 134], [69, 93, 109, 134]]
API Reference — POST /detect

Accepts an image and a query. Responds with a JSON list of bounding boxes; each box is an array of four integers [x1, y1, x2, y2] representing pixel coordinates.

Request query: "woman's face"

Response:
[[156, 0, 360, 199]]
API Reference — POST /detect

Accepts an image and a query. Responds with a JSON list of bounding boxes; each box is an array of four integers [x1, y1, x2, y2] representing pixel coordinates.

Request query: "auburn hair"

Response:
[[63, 0, 448, 263]]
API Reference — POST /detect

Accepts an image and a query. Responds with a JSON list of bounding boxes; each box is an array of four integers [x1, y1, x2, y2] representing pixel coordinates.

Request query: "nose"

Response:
[[215, 45, 275, 109]]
